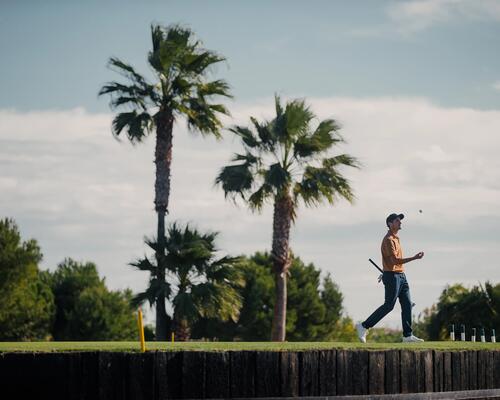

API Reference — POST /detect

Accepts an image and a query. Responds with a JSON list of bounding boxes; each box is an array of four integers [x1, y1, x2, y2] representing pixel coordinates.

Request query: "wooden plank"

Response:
[[478, 350, 487, 389], [467, 350, 478, 391], [368, 351, 385, 395], [443, 351, 452, 392], [98, 352, 126, 400], [336, 349, 353, 396], [352, 350, 369, 395], [154, 352, 167, 400], [385, 350, 400, 394], [414, 350, 423, 393], [300, 350, 319, 396], [182, 351, 205, 399], [37, 352, 71, 400], [452, 351, 461, 391], [230, 351, 255, 398], [421, 350, 433, 392], [433, 351, 444, 392], [255, 351, 280, 397], [460, 351, 468, 391], [486, 351, 495, 389], [205, 352, 230, 399], [401, 350, 417, 394], [494, 350, 500, 389], [319, 349, 336, 396], [164, 352, 183, 399], [16, 353, 36, 398], [81, 352, 99, 400], [280, 351, 299, 397], [67, 352, 83, 400], [128, 352, 155, 400]]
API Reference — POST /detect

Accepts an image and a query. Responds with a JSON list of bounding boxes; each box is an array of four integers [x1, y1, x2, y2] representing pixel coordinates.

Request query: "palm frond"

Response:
[[107, 57, 149, 87], [197, 79, 232, 98], [294, 164, 355, 207], [215, 163, 255, 199], [248, 183, 273, 211], [228, 126, 260, 148], [131, 278, 171, 308], [293, 119, 343, 159], [173, 291, 199, 322], [183, 50, 226, 75], [275, 94, 284, 117], [264, 162, 290, 191], [183, 97, 225, 137], [283, 98, 315, 141], [250, 117, 275, 148], [111, 111, 153, 143], [129, 256, 157, 273], [322, 154, 361, 169], [231, 152, 259, 165], [191, 281, 242, 322]]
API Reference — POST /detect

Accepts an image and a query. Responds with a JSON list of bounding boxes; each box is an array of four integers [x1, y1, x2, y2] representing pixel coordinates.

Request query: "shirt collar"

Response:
[[387, 230, 399, 239]]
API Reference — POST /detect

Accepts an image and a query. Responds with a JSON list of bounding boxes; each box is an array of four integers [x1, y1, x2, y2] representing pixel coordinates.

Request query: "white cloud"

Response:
[[1, 97, 499, 328], [387, 0, 500, 33], [493, 81, 500, 91]]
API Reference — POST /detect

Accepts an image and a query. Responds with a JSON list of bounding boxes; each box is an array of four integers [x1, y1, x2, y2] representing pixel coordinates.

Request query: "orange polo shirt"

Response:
[[381, 231, 404, 272]]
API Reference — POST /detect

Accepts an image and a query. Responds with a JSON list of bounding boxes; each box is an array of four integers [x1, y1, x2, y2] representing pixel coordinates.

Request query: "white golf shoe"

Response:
[[356, 322, 368, 343], [402, 334, 424, 343]]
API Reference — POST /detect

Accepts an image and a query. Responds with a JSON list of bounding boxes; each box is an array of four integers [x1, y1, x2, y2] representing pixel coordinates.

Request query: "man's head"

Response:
[[386, 213, 404, 232]]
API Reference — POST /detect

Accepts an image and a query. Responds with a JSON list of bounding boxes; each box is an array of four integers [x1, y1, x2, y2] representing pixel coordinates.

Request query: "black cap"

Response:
[[386, 213, 404, 227]]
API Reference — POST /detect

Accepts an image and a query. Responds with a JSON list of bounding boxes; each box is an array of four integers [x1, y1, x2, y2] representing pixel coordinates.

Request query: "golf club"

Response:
[[368, 258, 416, 308]]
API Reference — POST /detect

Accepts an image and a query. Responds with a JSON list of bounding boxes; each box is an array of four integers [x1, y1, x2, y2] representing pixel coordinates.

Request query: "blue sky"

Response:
[[2, 0, 500, 112], [1, 0, 500, 330]]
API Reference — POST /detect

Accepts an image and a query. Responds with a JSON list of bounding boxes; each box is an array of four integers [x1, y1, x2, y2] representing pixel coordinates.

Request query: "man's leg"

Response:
[[399, 275, 413, 337], [362, 272, 400, 329]]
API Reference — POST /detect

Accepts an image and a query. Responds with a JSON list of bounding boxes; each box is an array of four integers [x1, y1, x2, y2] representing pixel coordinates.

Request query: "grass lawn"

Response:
[[0, 341, 499, 353]]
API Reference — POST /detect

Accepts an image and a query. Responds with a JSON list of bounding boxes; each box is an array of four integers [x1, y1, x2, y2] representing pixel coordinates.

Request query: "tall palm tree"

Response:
[[216, 96, 360, 341], [130, 223, 243, 341], [98, 24, 231, 340]]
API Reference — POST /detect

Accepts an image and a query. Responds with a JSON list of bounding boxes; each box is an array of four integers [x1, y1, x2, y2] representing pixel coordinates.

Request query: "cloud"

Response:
[[493, 81, 500, 91], [1, 97, 499, 327], [387, 0, 500, 33]]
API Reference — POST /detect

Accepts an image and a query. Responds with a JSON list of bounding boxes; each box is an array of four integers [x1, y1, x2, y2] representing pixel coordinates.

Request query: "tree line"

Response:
[[0, 218, 353, 341], [1, 218, 497, 342]]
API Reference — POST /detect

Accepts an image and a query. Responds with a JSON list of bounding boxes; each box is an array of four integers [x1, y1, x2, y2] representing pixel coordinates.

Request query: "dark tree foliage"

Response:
[[417, 282, 500, 340], [192, 252, 345, 341], [130, 223, 243, 341], [48, 258, 137, 340], [0, 218, 54, 340]]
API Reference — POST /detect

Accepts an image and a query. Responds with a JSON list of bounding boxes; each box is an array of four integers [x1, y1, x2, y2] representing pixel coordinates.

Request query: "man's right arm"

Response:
[[388, 240, 424, 265]]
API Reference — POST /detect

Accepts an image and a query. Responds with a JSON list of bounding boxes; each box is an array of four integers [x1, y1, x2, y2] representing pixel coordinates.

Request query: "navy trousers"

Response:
[[362, 271, 413, 337]]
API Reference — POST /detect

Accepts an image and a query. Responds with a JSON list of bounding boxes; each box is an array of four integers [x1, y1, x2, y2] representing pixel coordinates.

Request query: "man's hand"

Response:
[[413, 251, 424, 260]]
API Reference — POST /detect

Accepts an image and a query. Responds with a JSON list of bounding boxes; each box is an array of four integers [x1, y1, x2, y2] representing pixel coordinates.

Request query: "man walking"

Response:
[[356, 213, 424, 343]]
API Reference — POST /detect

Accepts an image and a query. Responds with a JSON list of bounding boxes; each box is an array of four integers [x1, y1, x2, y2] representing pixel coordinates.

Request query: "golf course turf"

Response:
[[0, 341, 498, 352]]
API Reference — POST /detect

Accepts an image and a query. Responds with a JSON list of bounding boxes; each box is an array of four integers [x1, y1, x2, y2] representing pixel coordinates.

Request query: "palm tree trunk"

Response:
[[174, 315, 191, 341], [270, 191, 293, 341], [154, 111, 174, 341]]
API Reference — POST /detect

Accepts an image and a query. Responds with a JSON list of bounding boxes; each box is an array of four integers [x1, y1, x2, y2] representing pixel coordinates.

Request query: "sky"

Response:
[[1, 0, 500, 330]]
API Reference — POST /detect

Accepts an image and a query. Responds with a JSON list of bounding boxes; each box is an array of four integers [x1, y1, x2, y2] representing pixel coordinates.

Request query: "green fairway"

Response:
[[0, 341, 499, 353]]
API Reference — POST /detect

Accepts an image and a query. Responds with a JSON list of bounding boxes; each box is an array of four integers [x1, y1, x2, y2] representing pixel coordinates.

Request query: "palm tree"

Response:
[[216, 95, 360, 341], [130, 223, 243, 341], [98, 24, 231, 340]]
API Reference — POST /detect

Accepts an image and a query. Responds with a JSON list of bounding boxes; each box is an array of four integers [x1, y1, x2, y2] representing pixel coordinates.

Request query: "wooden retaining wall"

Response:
[[0, 349, 498, 399]]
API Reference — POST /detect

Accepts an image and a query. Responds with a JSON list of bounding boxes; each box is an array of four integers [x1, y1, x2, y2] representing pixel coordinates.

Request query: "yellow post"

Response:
[[171, 332, 175, 343], [137, 309, 146, 352]]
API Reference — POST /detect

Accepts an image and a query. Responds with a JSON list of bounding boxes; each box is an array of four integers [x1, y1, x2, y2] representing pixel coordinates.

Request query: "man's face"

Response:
[[389, 218, 402, 231]]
